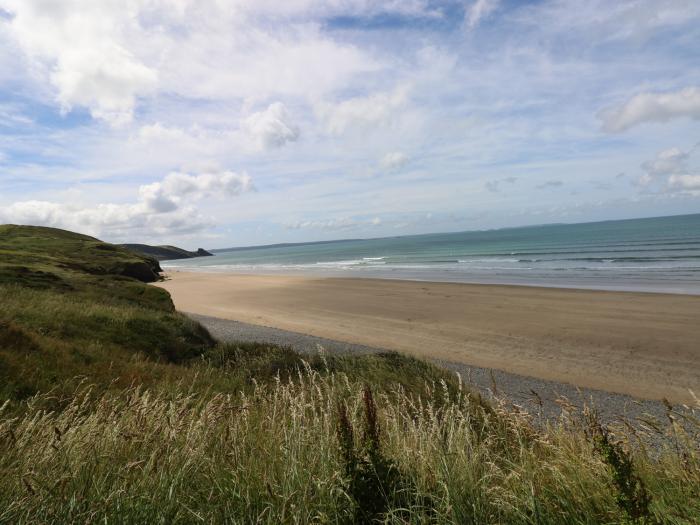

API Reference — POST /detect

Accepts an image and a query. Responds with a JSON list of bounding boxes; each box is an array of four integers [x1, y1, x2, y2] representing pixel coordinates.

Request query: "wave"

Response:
[[458, 258, 520, 264]]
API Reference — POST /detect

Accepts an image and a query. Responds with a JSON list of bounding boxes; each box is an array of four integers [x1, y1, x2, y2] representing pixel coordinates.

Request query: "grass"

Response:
[[0, 224, 213, 401], [0, 224, 163, 283], [0, 225, 699, 523], [0, 368, 698, 523]]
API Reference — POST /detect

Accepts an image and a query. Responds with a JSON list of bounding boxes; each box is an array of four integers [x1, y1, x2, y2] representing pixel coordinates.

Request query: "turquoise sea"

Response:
[[163, 214, 700, 294]]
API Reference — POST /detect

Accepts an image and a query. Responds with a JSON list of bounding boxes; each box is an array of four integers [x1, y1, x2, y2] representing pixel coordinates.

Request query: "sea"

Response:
[[162, 213, 700, 294]]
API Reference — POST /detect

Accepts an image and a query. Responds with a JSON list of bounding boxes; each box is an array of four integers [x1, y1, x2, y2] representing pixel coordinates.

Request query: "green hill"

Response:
[[121, 243, 213, 261], [0, 225, 214, 399], [1, 224, 165, 283]]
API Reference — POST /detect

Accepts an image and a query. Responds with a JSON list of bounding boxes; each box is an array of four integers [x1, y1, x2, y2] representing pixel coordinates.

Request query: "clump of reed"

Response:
[[0, 361, 698, 524]]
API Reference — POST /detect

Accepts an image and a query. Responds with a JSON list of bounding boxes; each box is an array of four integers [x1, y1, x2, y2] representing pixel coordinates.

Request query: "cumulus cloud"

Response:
[[640, 147, 688, 177], [52, 46, 157, 126], [0, 199, 211, 239], [465, 0, 500, 29], [317, 86, 409, 135], [1, 0, 158, 126], [140, 170, 253, 212], [600, 87, 700, 133], [637, 144, 700, 191], [379, 151, 408, 171], [242, 102, 300, 150], [0, 0, 384, 126], [0, 168, 253, 240]]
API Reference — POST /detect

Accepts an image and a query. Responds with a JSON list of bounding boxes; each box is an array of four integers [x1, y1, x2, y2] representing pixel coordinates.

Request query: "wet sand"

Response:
[[157, 271, 700, 403]]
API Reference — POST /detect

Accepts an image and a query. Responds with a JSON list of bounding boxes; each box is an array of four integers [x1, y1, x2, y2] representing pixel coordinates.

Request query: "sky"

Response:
[[0, 0, 699, 249]]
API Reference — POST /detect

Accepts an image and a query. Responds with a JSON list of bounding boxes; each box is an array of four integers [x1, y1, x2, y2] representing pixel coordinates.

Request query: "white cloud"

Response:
[[167, 26, 378, 102], [0, 199, 210, 239], [317, 86, 409, 135], [0, 168, 253, 240], [52, 45, 157, 126], [379, 151, 408, 171], [137, 123, 190, 144], [600, 87, 700, 132], [465, 0, 499, 29], [636, 144, 700, 191], [133, 123, 239, 160], [0, 0, 384, 126], [668, 174, 700, 190], [204, 0, 439, 20], [1, 0, 158, 126], [640, 147, 688, 177], [285, 216, 382, 231], [148, 2, 382, 104], [139, 170, 253, 212], [242, 102, 300, 150]]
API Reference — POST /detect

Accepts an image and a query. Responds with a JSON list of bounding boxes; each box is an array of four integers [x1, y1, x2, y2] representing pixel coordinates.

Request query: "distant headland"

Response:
[[120, 243, 213, 261]]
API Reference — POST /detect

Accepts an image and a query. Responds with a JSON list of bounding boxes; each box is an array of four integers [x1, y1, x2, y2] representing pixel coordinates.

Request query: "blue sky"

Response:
[[0, 0, 699, 248]]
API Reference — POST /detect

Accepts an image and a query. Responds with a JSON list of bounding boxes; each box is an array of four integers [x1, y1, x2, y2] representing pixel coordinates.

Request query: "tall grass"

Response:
[[1, 361, 698, 524]]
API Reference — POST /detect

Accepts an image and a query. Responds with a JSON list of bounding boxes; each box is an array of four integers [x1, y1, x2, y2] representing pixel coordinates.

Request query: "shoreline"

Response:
[[161, 261, 700, 297], [157, 271, 700, 404], [160, 266, 700, 296], [188, 312, 673, 426]]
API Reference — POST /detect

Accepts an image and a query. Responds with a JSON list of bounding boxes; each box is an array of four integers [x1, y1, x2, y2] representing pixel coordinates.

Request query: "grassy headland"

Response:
[[0, 224, 211, 400], [119, 242, 213, 261], [0, 225, 698, 523]]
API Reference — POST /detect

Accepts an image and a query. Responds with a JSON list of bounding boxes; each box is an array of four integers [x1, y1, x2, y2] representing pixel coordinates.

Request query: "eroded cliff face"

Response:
[[113, 258, 163, 283]]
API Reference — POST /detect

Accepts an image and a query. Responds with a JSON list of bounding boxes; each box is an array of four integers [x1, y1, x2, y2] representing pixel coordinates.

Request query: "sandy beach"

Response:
[[157, 271, 700, 403]]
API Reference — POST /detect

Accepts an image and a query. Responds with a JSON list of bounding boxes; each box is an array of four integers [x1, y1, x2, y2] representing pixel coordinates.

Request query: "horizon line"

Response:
[[208, 211, 700, 253]]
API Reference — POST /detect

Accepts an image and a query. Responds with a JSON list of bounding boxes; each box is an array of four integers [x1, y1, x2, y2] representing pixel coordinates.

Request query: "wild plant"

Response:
[[336, 387, 419, 523], [0, 360, 698, 524], [586, 410, 657, 524]]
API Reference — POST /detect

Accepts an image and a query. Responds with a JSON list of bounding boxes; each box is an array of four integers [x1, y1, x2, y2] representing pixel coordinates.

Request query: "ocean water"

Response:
[[163, 214, 700, 294]]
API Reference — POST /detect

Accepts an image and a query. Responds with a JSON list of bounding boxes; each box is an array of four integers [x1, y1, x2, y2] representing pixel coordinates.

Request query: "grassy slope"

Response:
[[0, 226, 215, 400], [0, 225, 698, 524], [0, 225, 166, 283]]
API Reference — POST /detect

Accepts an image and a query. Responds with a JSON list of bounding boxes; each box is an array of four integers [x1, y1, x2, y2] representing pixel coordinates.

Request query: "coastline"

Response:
[[188, 312, 674, 426], [157, 270, 700, 404], [161, 265, 700, 296]]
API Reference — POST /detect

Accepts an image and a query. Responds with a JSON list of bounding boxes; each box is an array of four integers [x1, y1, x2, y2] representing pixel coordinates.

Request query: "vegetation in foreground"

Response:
[[0, 225, 698, 524]]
